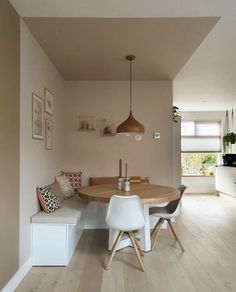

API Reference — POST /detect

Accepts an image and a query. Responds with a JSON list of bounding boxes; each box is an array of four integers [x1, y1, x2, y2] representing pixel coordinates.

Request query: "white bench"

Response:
[[31, 196, 88, 266]]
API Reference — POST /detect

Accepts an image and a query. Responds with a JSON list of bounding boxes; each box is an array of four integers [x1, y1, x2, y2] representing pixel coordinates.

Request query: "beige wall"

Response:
[[63, 81, 173, 185], [20, 20, 64, 265], [0, 0, 20, 289], [62, 81, 174, 227]]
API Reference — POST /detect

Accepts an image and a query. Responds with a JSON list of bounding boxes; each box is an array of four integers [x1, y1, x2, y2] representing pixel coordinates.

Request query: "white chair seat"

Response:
[[105, 195, 146, 271]]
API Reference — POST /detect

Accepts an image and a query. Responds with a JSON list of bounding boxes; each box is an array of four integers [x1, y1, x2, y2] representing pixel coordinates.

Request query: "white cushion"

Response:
[[31, 196, 88, 224], [56, 174, 74, 198]]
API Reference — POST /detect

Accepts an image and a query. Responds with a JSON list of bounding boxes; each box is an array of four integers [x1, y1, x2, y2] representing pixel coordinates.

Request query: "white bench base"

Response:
[[32, 222, 83, 266]]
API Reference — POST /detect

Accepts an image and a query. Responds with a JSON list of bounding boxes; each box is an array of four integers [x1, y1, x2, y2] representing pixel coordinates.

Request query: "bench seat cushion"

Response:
[[31, 196, 88, 224]]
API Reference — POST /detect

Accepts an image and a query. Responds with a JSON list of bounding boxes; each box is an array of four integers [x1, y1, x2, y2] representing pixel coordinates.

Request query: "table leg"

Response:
[[139, 204, 151, 252]]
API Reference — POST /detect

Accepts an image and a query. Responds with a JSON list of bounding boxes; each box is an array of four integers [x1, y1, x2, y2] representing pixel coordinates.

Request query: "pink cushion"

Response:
[[61, 171, 82, 192]]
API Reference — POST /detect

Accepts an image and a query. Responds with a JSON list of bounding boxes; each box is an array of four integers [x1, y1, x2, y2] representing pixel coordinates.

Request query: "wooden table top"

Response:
[[79, 183, 180, 204]]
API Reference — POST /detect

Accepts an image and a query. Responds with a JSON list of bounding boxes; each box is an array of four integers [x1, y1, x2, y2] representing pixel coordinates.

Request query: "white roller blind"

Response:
[[181, 121, 221, 152], [195, 122, 221, 136]]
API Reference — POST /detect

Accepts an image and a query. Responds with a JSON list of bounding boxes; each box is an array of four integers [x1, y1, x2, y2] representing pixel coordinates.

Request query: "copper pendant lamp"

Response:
[[116, 55, 145, 134]]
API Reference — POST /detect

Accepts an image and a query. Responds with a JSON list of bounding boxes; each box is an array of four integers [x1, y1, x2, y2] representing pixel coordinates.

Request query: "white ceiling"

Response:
[[9, 0, 236, 111]]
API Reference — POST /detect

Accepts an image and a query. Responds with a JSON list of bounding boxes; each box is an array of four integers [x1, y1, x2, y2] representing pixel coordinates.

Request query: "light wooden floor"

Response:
[[16, 194, 236, 292]]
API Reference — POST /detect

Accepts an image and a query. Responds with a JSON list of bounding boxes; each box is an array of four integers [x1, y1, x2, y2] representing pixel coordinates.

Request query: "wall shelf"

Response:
[[102, 133, 116, 137], [77, 115, 96, 131], [78, 128, 96, 132]]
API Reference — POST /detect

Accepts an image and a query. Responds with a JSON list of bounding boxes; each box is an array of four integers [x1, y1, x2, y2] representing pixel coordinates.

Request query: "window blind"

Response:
[[181, 121, 221, 152]]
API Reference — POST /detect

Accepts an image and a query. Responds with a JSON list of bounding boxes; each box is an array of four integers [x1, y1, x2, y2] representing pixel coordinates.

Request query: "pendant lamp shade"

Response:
[[116, 112, 145, 133], [116, 55, 145, 134]]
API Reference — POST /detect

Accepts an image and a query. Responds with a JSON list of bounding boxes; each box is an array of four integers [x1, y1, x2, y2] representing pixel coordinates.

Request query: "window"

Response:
[[181, 153, 218, 176], [181, 121, 221, 176]]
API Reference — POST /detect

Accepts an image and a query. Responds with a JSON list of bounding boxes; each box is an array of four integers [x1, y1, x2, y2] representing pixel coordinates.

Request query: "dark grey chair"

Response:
[[149, 185, 187, 251]]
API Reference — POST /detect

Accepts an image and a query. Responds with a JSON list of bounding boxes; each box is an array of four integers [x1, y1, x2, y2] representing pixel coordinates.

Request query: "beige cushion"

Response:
[[56, 174, 74, 198], [50, 181, 64, 203], [31, 196, 88, 224]]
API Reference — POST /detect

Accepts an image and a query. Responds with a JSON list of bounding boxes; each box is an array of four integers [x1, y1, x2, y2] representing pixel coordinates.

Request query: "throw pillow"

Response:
[[61, 171, 82, 193], [56, 174, 74, 198], [37, 185, 62, 213], [50, 181, 64, 203]]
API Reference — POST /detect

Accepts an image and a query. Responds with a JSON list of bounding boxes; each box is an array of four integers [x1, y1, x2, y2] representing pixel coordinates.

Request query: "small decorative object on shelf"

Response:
[[102, 120, 116, 136], [78, 115, 96, 131]]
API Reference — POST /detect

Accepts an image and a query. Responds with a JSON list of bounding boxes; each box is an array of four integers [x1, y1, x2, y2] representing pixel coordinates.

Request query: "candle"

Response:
[[125, 163, 128, 181], [119, 159, 122, 178]]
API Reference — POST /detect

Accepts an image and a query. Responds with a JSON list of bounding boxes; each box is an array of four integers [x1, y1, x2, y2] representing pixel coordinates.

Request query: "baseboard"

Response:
[[1, 257, 32, 292]]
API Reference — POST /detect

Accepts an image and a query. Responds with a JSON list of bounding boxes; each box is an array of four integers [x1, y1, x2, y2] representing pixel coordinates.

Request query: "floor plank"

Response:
[[16, 194, 236, 292]]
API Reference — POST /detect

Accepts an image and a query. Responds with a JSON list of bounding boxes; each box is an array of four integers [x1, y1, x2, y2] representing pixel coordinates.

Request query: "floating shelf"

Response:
[[78, 128, 96, 132], [102, 133, 116, 137], [77, 115, 96, 131]]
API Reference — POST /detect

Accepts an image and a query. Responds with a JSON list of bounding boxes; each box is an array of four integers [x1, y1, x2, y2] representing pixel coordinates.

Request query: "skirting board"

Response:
[[1, 257, 32, 292]]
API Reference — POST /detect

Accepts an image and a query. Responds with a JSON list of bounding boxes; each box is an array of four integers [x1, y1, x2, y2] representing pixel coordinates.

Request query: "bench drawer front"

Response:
[[32, 224, 67, 266]]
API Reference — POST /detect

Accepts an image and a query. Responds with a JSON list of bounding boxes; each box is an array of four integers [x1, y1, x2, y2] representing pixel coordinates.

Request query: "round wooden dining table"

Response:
[[79, 183, 179, 204], [79, 183, 180, 252]]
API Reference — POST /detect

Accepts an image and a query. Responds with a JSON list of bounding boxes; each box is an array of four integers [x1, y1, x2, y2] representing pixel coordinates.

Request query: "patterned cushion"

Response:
[[56, 174, 74, 198], [37, 186, 62, 213], [61, 171, 82, 193], [50, 181, 64, 203]]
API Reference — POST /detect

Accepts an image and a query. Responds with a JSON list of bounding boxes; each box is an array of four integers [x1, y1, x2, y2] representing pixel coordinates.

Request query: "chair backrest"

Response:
[[167, 184, 187, 214], [106, 195, 145, 231], [89, 177, 118, 186], [128, 176, 150, 184]]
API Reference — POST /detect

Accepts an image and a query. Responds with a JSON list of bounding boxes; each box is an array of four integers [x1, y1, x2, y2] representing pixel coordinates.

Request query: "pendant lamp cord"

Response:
[[130, 59, 133, 113]]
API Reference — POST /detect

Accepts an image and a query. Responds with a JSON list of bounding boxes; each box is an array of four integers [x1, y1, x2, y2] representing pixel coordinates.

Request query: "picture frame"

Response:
[[32, 93, 44, 140], [44, 88, 54, 115], [45, 119, 53, 150]]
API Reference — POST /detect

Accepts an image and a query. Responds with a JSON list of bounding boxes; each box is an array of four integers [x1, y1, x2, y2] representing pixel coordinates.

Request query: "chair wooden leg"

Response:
[[151, 218, 161, 237], [128, 232, 145, 272], [151, 218, 163, 250], [105, 231, 123, 270], [130, 232, 144, 256], [167, 219, 184, 252]]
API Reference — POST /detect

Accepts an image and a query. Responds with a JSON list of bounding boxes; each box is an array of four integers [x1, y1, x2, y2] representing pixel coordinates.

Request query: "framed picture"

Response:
[[45, 119, 53, 150], [44, 88, 54, 115], [32, 93, 44, 140]]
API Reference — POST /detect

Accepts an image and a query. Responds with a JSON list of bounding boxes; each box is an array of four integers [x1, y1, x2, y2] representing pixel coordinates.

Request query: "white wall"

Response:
[[182, 176, 215, 193], [181, 111, 224, 194], [20, 20, 64, 266]]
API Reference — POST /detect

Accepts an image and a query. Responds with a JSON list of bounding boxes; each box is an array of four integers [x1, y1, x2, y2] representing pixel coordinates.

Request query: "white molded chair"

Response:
[[105, 195, 146, 271], [149, 185, 187, 251]]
